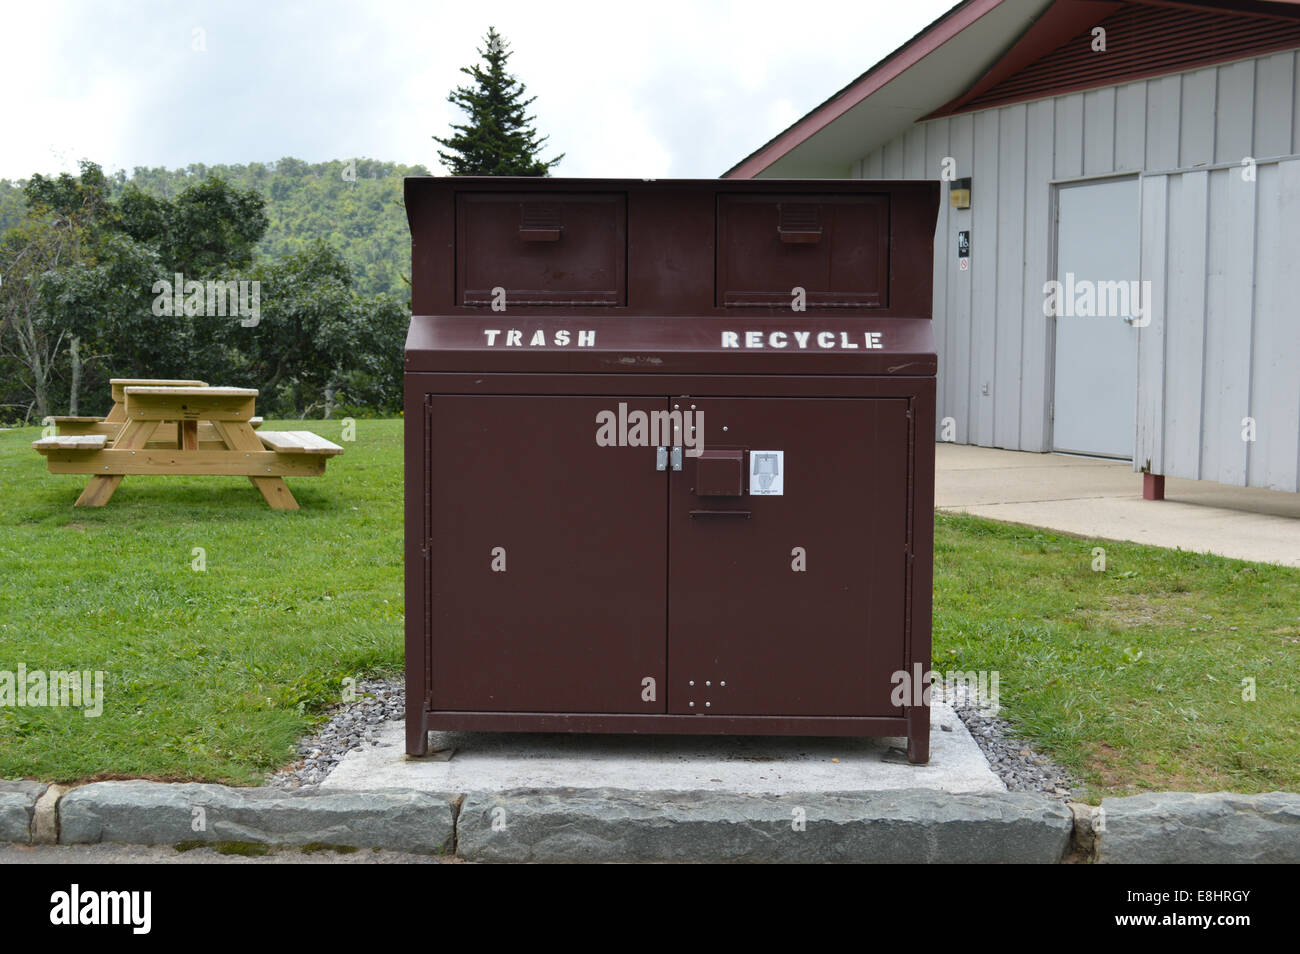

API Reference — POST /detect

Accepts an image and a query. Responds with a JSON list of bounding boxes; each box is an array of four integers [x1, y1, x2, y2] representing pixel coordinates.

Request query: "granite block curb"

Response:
[[57, 781, 456, 855], [1096, 791, 1300, 864], [7, 780, 1297, 862], [457, 787, 1074, 863], [0, 781, 48, 845]]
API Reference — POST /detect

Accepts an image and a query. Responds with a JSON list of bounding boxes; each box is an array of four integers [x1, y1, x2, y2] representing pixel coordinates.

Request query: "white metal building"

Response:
[[726, 0, 1300, 493]]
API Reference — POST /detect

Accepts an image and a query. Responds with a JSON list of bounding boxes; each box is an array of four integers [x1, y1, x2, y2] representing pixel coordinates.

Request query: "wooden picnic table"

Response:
[[45, 379, 266, 446], [33, 379, 342, 510]]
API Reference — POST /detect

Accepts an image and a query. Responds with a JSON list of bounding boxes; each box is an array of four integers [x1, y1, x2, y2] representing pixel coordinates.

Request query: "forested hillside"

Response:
[[122, 159, 429, 298], [1, 161, 414, 423], [0, 158, 429, 299]]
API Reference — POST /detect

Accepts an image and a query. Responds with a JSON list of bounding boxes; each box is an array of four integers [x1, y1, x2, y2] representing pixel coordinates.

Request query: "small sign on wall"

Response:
[[957, 230, 970, 271]]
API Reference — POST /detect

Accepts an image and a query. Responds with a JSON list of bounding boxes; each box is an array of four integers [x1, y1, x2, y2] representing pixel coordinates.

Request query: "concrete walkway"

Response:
[[936, 445, 1300, 568]]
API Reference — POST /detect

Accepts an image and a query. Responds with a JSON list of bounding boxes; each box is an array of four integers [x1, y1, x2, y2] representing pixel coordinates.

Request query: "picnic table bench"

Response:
[[33, 380, 342, 510]]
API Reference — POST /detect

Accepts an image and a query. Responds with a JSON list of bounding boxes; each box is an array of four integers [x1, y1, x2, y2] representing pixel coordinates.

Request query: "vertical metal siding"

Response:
[[995, 104, 1028, 451], [971, 111, 999, 446], [1138, 157, 1300, 493], [1215, 60, 1255, 164], [1247, 159, 1300, 490], [949, 113, 975, 444], [1201, 167, 1254, 487], [1179, 68, 1217, 166], [1114, 82, 1146, 171], [848, 50, 1300, 491], [1293, 54, 1300, 153], [904, 125, 927, 176], [1253, 52, 1293, 157], [1136, 175, 1169, 475], [1161, 170, 1210, 480], [924, 120, 953, 439], [1083, 87, 1116, 175], [1055, 93, 1084, 177], [1146, 74, 1181, 169], [1021, 97, 1056, 452]]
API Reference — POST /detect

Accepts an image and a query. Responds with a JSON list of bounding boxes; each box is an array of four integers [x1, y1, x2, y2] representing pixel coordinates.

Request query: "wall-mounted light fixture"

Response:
[[949, 177, 971, 210]]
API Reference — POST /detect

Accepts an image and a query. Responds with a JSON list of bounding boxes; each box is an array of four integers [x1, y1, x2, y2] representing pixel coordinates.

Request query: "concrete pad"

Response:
[[319, 702, 1004, 795], [936, 445, 1300, 567]]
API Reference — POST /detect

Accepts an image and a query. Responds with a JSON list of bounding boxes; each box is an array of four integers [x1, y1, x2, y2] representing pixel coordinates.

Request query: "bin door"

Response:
[[456, 192, 627, 307], [426, 395, 666, 713], [716, 194, 890, 309], [667, 397, 910, 717]]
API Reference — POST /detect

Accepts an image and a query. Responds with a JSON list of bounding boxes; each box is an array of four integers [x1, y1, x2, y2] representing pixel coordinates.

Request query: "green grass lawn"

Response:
[[0, 419, 1296, 796], [933, 515, 1299, 799], [0, 418, 403, 785]]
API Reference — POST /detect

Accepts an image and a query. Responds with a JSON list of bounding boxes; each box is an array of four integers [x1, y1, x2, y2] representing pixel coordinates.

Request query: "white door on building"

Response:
[[1051, 177, 1140, 459]]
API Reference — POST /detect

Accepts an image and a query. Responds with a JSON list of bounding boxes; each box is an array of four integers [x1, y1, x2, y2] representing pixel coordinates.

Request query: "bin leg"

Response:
[[406, 702, 428, 756], [906, 706, 930, 764]]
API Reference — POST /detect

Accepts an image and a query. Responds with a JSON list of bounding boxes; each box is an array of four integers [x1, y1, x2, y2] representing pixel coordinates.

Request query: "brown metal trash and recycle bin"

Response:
[[404, 177, 940, 762]]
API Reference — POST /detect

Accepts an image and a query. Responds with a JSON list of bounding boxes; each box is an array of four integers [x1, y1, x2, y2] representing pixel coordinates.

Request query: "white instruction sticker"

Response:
[[749, 450, 784, 496]]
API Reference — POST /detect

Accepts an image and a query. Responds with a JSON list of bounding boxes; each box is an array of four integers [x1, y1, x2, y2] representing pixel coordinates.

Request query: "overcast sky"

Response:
[[2, 0, 957, 181]]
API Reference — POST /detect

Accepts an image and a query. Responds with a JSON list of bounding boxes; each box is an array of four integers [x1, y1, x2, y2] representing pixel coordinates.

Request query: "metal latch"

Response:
[[656, 447, 668, 471], [671, 446, 683, 471]]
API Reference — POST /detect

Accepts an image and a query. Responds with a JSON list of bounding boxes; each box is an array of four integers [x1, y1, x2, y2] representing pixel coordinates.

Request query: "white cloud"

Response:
[[0, 0, 957, 180]]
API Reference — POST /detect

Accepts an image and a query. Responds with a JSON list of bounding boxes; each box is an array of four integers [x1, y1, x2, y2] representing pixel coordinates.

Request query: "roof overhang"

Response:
[[724, 0, 1054, 178], [724, 0, 1300, 179]]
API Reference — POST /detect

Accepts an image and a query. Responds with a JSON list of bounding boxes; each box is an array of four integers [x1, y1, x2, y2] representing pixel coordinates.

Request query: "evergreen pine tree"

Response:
[[434, 27, 564, 176]]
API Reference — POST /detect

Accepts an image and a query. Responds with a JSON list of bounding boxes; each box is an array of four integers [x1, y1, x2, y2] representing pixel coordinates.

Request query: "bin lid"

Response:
[[403, 176, 938, 377], [405, 315, 936, 376]]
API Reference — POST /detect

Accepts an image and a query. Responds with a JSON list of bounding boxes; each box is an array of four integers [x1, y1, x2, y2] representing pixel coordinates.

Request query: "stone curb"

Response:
[[458, 788, 1074, 863], [0, 781, 48, 845], [1096, 791, 1300, 864], [7, 781, 1297, 861], [57, 781, 456, 855]]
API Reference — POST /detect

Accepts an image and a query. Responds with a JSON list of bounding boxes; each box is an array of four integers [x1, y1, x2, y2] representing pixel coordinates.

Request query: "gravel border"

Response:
[[268, 680, 404, 789], [933, 683, 1082, 800], [271, 677, 1081, 799]]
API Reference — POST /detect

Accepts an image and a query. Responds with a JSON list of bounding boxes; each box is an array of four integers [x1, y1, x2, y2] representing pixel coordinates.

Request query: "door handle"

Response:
[[778, 227, 822, 244], [518, 227, 562, 242]]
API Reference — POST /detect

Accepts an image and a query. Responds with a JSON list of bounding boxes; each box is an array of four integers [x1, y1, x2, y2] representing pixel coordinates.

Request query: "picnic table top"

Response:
[[110, 378, 208, 387], [123, 386, 258, 398]]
